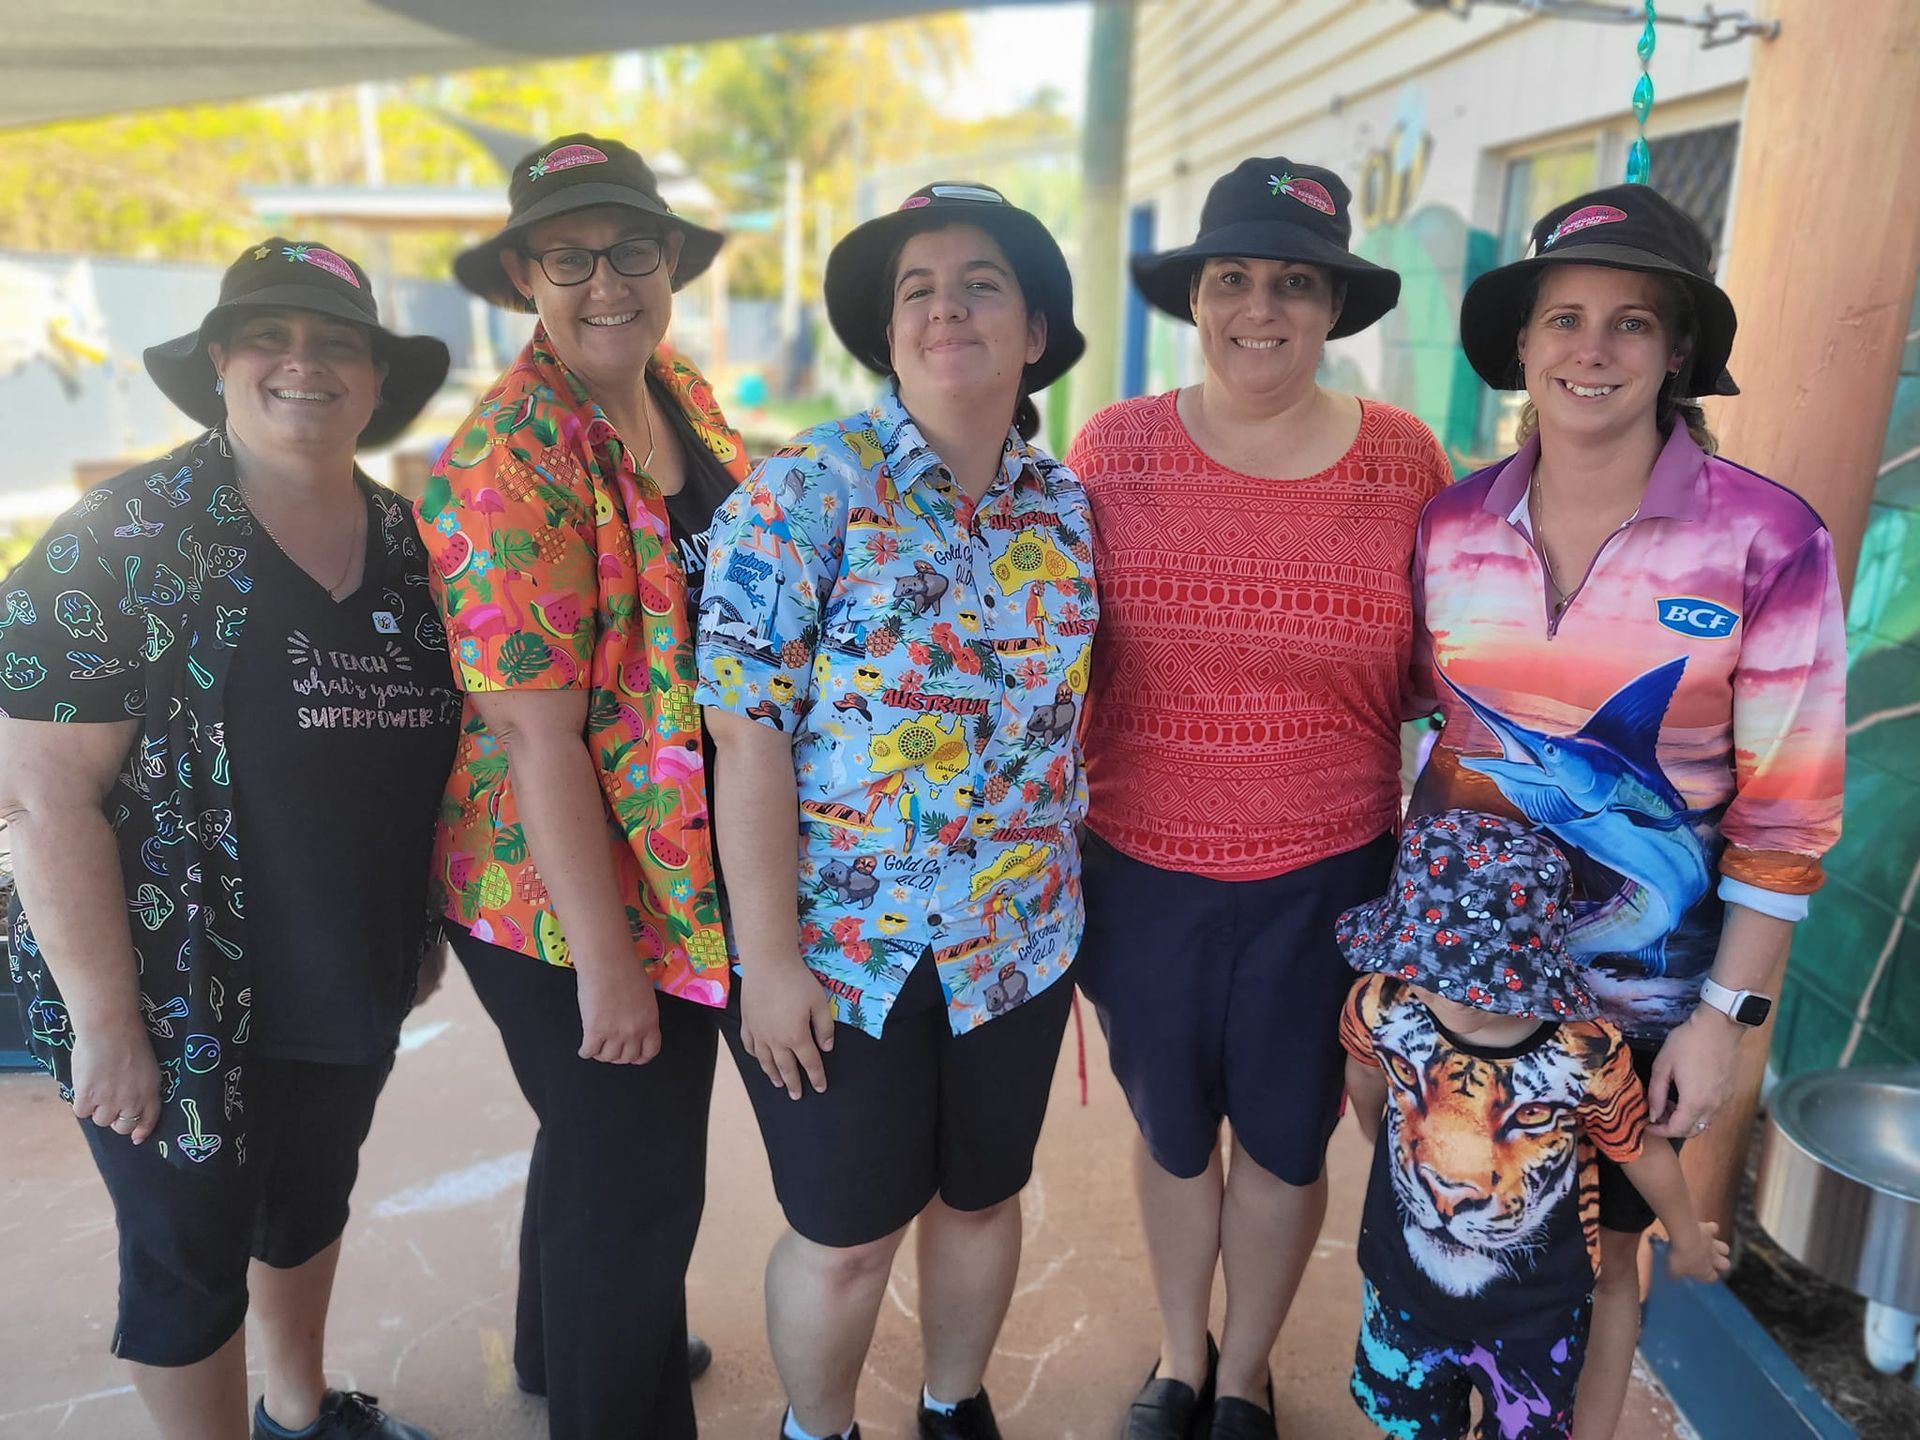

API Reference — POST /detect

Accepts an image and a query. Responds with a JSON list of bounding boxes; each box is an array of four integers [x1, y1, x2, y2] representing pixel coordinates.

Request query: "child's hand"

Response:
[[1666, 1220, 1732, 1283]]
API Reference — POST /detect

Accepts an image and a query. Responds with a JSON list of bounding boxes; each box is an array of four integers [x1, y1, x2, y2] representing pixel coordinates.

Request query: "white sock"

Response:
[[782, 1407, 853, 1440], [922, 1386, 963, 1415]]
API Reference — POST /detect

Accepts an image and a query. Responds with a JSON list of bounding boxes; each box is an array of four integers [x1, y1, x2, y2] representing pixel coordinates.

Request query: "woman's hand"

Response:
[[1646, 1007, 1742, 1138], [575, 953, 663, 1065], [411, 942, 449, 1009], [70, 1013, 162, 1145], [739, 959, 835, 1099]]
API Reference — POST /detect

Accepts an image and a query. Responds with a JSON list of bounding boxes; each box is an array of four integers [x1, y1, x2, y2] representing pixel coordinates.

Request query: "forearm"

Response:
[[7, 803, 143, 1030], [1708, 901, 1795, 994], [498, 727, 634, 971], [707, 710, 804, 976], [1620, 1141, 1700, 1238]]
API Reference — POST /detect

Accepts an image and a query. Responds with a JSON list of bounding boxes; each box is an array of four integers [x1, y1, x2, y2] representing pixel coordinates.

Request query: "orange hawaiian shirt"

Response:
[[415, 330, 747, 1005]]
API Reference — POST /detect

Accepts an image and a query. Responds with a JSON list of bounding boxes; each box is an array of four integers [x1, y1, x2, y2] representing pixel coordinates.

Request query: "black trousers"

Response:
[[454, 930, 719, 1440]]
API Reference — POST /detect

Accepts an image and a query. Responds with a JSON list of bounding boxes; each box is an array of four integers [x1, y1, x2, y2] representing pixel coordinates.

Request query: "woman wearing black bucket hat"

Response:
[[0, 238, 457, 1440], [1066, 158, 1451, 1440], [697, 183, 1092, 1440], [413, 132, 744, 1440], [1409, 183, 1846, 1440]]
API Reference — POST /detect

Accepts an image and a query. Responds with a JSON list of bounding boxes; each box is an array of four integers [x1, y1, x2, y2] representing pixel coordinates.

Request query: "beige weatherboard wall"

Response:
[[1118, 0, 1749, 464]]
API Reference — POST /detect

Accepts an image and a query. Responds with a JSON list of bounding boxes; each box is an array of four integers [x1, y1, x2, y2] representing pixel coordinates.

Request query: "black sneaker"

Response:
[[918, 1388, 1003, 1440], [1206, 1377, 1277, 1440], [772, 1422, 862, 1440], [251, 1389, 432, 1440], [1122, 1335, 1218, 1440]]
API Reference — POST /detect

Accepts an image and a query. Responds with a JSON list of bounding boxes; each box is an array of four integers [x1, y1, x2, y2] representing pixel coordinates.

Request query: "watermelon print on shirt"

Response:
[[696, 387, 1097, 1039], [414, 332, 747, 1006], [1409, 424, 1847, 1043]]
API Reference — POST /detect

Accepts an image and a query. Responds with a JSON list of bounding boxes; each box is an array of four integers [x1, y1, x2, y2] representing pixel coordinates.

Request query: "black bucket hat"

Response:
[[143, 237, 450, 449], [453, 133, 726, 307], [1131, 157, 1401, 338], [1336, 810, 1599, 1022], [823, 182, 1086, 396], [1460, 183, 1739, 397]]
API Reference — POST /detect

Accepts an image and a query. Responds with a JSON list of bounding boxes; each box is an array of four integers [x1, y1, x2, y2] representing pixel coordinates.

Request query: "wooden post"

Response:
[[1681, 0, 1920, 1239], [1067, 0, 1137, 435]]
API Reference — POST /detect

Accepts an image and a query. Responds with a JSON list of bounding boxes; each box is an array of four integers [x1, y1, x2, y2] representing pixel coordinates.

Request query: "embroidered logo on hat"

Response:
[[1543, 204, 1629, 249], [280, 244, 360, 287], [528, 143, 610, 180], [1267, 171, 1337, 215]]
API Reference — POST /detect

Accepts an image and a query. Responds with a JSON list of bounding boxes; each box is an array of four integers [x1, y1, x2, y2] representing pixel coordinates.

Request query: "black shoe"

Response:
[[773, 1421, 862, 1440], [1206, 1377, 1277, 1440], [252, 1390, 433, 1440], [1121, 1335, 1218, 1440], [918, 1388, 1003, 1440]]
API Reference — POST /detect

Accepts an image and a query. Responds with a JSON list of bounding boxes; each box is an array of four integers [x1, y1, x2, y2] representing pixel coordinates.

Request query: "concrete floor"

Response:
[[0, 966, 1689, 1440]]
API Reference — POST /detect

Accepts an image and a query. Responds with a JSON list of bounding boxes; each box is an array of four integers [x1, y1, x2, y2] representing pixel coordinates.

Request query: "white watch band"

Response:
[[1699, 976, 1760, 1022]]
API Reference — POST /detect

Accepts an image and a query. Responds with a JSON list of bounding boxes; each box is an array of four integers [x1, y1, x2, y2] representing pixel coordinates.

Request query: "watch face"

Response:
[[1734, 993, 1773, 1027]]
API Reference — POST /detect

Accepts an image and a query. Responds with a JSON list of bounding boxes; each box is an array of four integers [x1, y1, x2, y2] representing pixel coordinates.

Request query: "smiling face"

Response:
[[886, 223, 1046, 422], [1517, 264, 1688, 446], [1190, 256, 1344, 407], [207, 307, 383, 455], [502, 205, 683, 394]]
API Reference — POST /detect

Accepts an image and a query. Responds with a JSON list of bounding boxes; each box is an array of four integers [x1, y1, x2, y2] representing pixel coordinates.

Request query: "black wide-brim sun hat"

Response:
[[824, 182, 1086, 395], [454, 133, 726, 308], [1131, 157, 1401, 339], [1459, 182, 1739, 397], [143, 237, 450, 449]]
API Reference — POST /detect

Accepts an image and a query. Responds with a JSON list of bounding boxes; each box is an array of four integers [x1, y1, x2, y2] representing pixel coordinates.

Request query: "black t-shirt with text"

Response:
[[223, 492, 462, 1063]]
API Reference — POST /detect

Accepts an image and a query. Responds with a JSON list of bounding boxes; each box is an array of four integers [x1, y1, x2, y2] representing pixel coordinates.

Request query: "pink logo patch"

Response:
[[898, 196, 932, 210], [1544, 204, 1628, 248], [529, 143, 610, 180], [281, 244, 360, 287]]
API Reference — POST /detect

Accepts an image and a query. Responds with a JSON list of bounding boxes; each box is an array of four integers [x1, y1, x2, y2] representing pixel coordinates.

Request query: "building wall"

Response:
[[1121, 0, 1748, 464], [1772, 268, 1920, 1076]]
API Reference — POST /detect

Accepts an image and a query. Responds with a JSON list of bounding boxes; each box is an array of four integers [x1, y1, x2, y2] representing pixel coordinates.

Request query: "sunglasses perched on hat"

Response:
[[143, 237, 449, 448]]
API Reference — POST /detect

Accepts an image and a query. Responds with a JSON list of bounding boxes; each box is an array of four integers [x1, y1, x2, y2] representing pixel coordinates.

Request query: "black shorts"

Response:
[[81, 1053, 393, 1367], [1350, 1278, 1591, 1440], [1075, 830, 1396, 1182], [723, 950, 1074, 1249], [1595, 1042, 1685, 1234]]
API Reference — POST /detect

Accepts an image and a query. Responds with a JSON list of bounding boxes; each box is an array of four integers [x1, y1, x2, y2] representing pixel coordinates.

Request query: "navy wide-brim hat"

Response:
[[1336, 810, 1599, 1022], [453, 133, 726, 307], [143, 237, 450, 450], [1131, 157, 1401, 339], [1459, 182, 1739, 398], [823, 181, 1086, 395]]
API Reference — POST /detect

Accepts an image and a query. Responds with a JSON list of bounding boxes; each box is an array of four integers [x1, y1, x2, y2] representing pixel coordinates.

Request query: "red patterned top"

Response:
[[1069, 392, 1450, 880]]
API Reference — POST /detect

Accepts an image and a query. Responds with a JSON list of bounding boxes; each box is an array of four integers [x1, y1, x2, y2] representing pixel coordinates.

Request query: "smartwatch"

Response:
[[1699, 976, 1773, 1027]]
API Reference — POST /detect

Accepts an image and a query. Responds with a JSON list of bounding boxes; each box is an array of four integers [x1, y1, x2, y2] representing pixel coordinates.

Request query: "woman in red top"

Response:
[[1068, 157, 1451, 1440]]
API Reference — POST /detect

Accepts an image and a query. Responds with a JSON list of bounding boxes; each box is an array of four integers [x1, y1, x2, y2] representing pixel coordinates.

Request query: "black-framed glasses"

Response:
[[524, 237, 665, 287]]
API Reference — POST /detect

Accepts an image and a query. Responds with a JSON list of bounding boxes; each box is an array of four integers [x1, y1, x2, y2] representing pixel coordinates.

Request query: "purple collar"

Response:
[[1482, 422, 1708, 523]]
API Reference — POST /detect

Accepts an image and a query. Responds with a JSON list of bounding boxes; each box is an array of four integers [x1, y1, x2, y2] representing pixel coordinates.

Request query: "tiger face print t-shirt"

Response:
[[1339, 974, 1648, 1338]]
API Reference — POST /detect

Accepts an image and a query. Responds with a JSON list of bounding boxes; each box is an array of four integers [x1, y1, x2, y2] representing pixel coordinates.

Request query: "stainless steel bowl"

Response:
[[1755, 1064, 1920, 1312]]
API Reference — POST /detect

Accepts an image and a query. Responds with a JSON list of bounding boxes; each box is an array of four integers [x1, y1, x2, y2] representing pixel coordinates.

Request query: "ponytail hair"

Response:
[[1014, 394, 1040, 442]]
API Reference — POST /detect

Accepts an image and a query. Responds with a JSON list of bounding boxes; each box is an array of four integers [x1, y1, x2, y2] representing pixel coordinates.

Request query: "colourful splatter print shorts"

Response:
[[1350, 1279, 1592, 1440]]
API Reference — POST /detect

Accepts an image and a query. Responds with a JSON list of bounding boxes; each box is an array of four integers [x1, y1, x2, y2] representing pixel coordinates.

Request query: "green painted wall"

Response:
[[1772, 271, 1920, 1075]]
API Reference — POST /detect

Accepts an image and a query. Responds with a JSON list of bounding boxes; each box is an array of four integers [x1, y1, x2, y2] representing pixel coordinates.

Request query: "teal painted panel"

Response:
[[1874, 374, 1920, 510], [1788, 880, 1902, 1007], [1873, 915, 1920, 1045], [1818, 755, 1920, 912], [1846, 503, 1920, 642], [1847, 1029, 1918, 1069], [1772, 983, 1852, 1075]]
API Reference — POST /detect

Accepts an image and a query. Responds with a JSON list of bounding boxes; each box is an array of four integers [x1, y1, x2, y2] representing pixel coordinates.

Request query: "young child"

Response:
[[1335, 810, 1729, 1440]]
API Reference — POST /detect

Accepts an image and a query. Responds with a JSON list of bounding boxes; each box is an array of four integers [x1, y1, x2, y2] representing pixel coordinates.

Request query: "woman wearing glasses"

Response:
[[414, 134, 747, 1440]]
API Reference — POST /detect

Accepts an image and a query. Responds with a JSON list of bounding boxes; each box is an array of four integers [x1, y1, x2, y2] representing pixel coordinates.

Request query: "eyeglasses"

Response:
[[524, 237, 665, 287]]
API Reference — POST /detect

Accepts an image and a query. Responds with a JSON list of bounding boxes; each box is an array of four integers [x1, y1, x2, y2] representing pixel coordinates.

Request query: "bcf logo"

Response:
[[1656, 597, 1739, 639]]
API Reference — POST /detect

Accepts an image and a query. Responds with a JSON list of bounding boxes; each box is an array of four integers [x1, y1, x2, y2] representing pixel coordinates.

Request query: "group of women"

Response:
[[0, 129, 1842, 1440]]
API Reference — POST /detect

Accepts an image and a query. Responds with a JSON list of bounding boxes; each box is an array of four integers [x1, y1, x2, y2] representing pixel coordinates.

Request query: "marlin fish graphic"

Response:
[[1441, 658, 1708, 974]]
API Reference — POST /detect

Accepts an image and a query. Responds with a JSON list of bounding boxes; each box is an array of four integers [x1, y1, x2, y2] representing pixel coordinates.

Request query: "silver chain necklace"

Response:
[[243, 483, 364, 598]]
